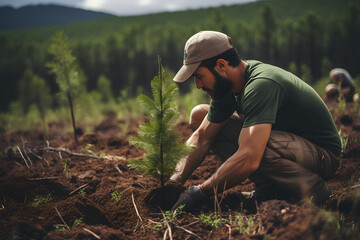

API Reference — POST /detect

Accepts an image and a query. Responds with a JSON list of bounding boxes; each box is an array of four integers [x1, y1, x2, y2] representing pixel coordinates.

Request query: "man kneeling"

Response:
[[170, 31, 341, 211]]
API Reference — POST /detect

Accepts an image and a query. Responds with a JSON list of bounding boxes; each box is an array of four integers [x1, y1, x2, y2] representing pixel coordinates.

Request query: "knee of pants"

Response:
[[189, 104, 210, 131], [261, 130, 340, 180]]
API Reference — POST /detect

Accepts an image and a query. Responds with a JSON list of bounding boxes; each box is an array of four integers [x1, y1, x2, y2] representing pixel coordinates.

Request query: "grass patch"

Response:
[[62, 158, 71, 179], [338, 130, 349, 154], [54, 217, 83, 231], [31, 193, 52, 207], [111, 190, 123, 202], [234, 213, 256, 235], [198, 212, 223, 229]]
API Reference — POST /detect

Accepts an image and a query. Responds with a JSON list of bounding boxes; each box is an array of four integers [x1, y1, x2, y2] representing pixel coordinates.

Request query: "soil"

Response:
[[1, 101, 360, 240]]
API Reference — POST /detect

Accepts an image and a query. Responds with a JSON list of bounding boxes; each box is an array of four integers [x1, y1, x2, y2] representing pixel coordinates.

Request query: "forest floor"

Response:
[[0, 100, 360, 240]]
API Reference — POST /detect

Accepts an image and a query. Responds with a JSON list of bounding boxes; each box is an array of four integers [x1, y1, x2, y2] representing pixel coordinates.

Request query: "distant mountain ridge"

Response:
[[0, 4, 115, 30], [1, 0, 359, 42]]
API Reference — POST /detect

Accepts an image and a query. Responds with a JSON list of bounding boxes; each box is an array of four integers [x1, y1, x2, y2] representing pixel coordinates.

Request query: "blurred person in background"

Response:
[[325, 68, 358, 102]]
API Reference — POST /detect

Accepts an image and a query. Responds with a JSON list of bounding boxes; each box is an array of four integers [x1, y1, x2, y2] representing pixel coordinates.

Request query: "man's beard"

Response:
[[205, 69, 233, 101]]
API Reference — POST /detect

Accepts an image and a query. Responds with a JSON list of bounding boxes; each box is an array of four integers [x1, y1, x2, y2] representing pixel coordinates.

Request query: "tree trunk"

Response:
[[67, 92, 78, 144]]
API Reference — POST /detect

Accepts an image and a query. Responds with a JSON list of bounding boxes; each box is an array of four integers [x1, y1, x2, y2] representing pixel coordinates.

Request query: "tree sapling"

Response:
[[47, 31, 81, 144], [128, 57, 193, 188]]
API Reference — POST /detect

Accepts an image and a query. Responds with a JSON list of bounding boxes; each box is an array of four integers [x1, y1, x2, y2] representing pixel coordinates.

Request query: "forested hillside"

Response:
[[0, 0, 359, 117], [0, 4, 114, 30], [2, 0, 359, 41]]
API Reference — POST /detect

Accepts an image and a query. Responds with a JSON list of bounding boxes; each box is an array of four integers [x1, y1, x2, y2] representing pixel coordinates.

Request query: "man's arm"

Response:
[[200, 123, 272, 196], [170, 116, 226, 184]]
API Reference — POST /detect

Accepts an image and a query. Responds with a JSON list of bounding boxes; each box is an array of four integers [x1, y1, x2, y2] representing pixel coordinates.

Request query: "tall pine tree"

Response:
[[128, 57, 193, 188]]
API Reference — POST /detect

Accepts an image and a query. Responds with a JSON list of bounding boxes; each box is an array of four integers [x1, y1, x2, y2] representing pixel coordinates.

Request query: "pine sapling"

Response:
[[46, 31, 80, 144], [128, 57, 193, 188]]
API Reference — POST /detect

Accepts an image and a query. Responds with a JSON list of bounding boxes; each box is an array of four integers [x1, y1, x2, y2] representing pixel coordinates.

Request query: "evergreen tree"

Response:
[[18, 68, 51, 133], [128, 57, 193, 188], [97, 75, 114, 103], [296, 12, 323, 79], [342, 5, 360, 74], [288, 62, 299, 77], [46, 31, 80, 144], [321, 57, 332, 77], [254, 6, 277, 62], [301, 64, 312, 84]]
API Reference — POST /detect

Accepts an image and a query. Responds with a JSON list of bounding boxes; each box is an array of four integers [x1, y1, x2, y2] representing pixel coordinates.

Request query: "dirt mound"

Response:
[[0, 177, 69, 202]]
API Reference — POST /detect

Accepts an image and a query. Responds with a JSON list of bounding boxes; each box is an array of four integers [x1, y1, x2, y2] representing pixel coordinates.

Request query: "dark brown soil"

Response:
[[145, 184, 186, 210], [0, 101, 359, 240]]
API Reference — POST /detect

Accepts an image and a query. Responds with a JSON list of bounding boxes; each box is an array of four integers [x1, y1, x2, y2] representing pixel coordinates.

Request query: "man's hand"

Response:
[[172, 185, 208, 211]]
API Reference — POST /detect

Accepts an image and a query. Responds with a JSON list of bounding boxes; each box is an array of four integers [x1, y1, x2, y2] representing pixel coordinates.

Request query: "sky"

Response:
[[0, 0, 257, 16]]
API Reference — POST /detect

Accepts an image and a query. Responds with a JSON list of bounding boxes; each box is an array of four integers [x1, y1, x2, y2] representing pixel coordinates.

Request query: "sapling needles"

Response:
[[128, 57, 193, 188]]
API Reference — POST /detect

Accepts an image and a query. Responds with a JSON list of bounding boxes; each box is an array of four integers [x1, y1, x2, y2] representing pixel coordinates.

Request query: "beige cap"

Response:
[[329, 68, 353, 83], [173, 31, 233, 83]]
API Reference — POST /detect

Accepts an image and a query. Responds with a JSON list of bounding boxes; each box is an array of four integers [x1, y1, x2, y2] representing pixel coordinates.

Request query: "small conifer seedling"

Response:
[[47, 31, 80, 144], [128, 57, 193, 188]]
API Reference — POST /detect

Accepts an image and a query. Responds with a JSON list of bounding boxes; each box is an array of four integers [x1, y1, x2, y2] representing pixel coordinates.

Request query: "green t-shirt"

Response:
[[208, 60, 341, 156]]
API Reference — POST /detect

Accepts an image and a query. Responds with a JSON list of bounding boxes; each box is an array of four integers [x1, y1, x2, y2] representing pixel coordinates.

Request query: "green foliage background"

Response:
[[0, 0, 359, 131]]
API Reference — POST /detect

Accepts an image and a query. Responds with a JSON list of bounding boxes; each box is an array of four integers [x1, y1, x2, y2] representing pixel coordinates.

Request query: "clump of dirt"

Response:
[[336, 189, 360, 216], [340, 114, 353, 126], [145, 184, 185, 210], [0, 177, 70, 202], [258, 200, 318, 239]]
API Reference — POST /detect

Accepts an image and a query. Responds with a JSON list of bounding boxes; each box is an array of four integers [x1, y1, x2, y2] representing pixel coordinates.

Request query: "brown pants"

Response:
[[211, 112, 340, 205]]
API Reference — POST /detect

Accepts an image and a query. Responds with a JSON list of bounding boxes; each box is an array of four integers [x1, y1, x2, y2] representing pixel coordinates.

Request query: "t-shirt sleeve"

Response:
[[207, 93, 236, 123], [242, 79, 287, 128]]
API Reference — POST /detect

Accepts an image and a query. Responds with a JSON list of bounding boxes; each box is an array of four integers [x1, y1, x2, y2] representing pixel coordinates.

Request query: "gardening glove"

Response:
[[172, 185, 208, 211]]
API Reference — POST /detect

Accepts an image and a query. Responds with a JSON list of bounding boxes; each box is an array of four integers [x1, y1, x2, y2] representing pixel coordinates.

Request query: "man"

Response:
[[170, 31, 341, 211], [325, 68, 357, 102]]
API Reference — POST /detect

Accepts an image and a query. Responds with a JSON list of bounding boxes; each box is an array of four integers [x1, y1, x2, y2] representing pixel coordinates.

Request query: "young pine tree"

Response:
[[46, 31, 80, 144], [128, 57, 193, 188]]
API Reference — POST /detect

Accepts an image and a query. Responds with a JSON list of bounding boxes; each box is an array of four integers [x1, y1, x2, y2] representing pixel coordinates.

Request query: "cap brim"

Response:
[[173, 62, 201, 83]]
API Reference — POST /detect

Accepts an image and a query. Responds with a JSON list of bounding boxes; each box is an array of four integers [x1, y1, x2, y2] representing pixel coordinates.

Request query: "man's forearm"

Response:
[[200, 150, 256, 196], [200, 124, 271, 196], [170, 133, 211, 184]]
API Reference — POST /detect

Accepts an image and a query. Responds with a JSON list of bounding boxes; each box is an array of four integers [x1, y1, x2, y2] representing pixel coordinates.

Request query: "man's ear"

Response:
[[214, 59, 227, 73]]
